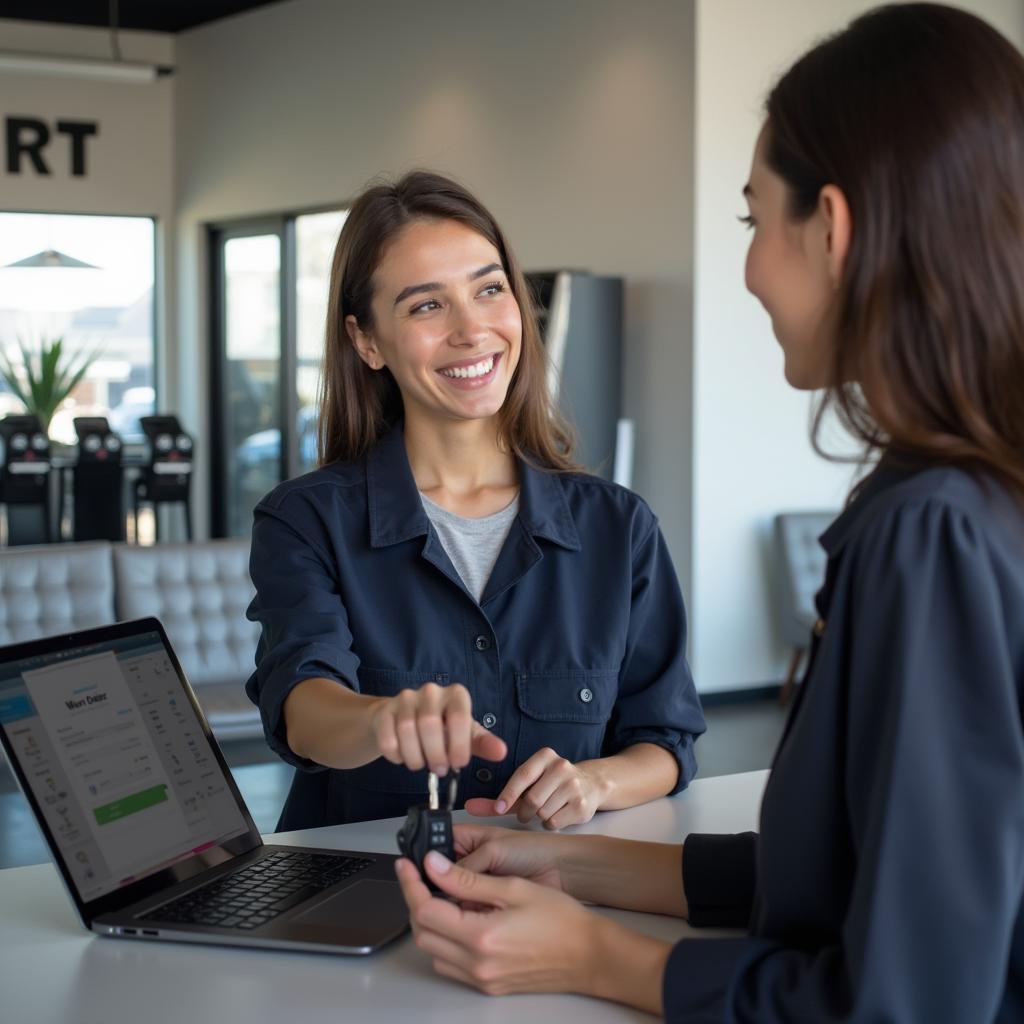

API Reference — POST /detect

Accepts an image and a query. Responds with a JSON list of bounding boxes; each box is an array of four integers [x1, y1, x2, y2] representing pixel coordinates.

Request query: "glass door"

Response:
[[210, 209, 347, 537], [211, 222, 285, 538]]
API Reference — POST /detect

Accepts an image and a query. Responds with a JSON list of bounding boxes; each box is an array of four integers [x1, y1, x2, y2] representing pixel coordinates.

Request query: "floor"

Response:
[[0, 695, 788, 871]]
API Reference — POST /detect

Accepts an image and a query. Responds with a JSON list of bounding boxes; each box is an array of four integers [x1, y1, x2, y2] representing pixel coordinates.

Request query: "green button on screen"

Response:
[[93, 784, 169, 826]]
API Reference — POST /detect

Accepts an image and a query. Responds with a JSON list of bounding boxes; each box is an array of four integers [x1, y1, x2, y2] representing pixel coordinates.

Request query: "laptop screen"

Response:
[[0, 627, 250, 903]]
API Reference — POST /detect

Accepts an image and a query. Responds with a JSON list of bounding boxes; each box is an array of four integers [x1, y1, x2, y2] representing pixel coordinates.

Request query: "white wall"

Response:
[[172, 0, 696, 576], [0, 20, 175, 390], [691, 0, 1024, 692]]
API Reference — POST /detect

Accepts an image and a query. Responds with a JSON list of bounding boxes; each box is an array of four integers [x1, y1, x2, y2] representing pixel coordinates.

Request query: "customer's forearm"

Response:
[[283, 677, 387, 769], [579, 742, 679, 811], [561, 835, 688, 918], [582, 917, 672, 1017]]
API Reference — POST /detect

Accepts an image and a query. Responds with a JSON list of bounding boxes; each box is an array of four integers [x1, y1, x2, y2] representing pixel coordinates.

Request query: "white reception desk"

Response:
[[0, 769, 768, 1024]]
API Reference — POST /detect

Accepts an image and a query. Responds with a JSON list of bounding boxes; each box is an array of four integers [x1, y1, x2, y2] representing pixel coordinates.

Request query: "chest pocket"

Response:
[[339, 668, 450, 798], [355, 667, 450, 696], [513, 669, 618, 765]]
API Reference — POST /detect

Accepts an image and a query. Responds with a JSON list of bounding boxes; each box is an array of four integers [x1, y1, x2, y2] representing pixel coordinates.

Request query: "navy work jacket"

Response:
[[666, 461, 1024, 1022], [246, 424, 705, 830]]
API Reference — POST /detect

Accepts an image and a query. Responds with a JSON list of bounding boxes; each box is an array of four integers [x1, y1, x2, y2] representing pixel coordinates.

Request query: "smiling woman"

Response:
[[345, 219, 524, 443], [318, 173, 575, 475], [243, 170, 705, 835]]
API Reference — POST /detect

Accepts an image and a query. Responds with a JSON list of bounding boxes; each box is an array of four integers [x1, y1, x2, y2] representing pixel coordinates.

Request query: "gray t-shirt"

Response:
[[420, 492, 520, 603]]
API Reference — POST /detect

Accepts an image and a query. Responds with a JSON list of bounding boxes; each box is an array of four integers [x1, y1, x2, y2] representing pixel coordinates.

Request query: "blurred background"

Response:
[[0, 0, 1020, 865]]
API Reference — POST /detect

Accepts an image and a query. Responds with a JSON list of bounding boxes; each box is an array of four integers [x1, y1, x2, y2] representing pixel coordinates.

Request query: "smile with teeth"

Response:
[[439, 355, 496, 379]]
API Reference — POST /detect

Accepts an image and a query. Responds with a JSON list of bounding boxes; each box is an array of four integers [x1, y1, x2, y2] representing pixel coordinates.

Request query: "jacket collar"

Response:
[[818, 453, 925, 557], [366, 422, 581, 551]]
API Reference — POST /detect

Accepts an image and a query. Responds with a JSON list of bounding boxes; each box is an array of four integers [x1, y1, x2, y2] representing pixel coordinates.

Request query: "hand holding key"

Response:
[[371, 682, 507, 776]]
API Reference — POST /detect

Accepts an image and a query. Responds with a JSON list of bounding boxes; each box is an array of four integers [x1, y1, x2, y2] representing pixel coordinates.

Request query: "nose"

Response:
[[449, 299, 489, 347]]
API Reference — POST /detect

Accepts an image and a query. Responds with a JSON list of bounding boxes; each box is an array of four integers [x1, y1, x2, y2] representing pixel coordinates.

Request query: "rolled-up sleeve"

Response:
[[662, 496, 1024, 1022], [606, 517, 706, 793], [245, 501, 362, 770]]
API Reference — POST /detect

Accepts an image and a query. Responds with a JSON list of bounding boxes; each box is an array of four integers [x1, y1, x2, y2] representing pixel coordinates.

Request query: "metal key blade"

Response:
[[447, 773, 458, 810], [427, 772, 439, 810]]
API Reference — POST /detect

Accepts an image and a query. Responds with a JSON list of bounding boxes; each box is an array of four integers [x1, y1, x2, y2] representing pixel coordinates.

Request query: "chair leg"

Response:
[[779, 648, 805, 706]]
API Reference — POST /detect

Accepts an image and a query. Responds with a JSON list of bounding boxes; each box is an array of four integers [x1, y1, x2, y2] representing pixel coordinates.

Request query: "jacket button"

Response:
[[475, 767, 493, 783], [579, 687, 594, 703], [813, 618, 827, 637], [481, 713, 497, 729], [474, 635, 491, 651]]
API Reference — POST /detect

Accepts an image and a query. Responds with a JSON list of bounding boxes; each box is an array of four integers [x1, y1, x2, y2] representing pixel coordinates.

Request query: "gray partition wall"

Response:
[[527, 271, 624, 481]]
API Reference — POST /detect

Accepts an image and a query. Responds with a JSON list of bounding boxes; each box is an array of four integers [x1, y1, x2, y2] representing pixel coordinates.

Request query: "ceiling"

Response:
[[0, 1, 286, 33]]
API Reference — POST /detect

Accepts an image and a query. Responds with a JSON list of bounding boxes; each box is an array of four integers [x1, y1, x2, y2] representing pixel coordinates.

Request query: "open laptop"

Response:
[[0, 617, 409, 954]]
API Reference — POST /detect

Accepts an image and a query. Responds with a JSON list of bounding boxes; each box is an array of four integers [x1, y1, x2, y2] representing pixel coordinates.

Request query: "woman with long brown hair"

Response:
[[246, 172, 705, 832], [394, 5, 1024, 1020]]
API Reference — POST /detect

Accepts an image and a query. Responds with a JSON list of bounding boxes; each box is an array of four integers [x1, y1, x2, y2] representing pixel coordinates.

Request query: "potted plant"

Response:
[[0, 336, 99, 435]]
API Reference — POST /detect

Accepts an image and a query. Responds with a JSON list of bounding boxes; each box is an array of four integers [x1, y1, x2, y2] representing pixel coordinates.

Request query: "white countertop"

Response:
[[0, 769, 768, 1024]]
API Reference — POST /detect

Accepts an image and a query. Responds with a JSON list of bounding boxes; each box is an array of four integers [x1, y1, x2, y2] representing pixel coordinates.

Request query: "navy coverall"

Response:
[[246, 423, 706, 830]]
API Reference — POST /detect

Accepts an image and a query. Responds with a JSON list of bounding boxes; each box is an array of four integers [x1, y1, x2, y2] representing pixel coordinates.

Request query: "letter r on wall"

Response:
[[6, 118, 51, 175]]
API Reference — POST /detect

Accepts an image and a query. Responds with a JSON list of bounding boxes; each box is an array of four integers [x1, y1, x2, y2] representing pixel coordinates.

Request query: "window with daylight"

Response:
[[0, 212, 156, 443]]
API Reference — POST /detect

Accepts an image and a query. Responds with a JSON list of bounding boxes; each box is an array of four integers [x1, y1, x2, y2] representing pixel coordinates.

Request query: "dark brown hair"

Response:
[[318, 170, 577, 470], [766, 3, 1024, 498]]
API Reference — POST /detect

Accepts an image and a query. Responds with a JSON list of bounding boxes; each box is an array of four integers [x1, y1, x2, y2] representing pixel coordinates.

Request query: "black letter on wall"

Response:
[[56, 120, 98, 176], [6, 118, 51, 175]]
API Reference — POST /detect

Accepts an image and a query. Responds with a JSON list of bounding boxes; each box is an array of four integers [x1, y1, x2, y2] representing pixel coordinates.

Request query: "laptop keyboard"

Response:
[[146, 850, 375, 930]]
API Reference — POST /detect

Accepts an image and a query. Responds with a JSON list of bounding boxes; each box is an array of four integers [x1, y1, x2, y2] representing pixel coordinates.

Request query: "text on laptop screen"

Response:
[[0, 631, 249, 902]]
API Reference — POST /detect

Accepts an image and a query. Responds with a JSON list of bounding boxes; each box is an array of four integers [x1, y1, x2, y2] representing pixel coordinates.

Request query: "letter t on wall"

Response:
[[56, 120, 98, 176]]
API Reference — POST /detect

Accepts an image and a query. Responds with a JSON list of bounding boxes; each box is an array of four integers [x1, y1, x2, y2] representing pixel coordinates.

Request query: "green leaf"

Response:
[[0, 336, 104, 433]]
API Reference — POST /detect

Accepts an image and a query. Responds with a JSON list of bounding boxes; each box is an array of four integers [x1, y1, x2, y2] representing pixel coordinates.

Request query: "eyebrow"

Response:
[[393, 263, 504, 306]]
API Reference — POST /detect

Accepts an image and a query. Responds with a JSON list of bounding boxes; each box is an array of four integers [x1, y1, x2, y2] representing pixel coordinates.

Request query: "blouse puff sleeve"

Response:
[[664, 496, 1024, 1022], [245, 500, 362, 771]]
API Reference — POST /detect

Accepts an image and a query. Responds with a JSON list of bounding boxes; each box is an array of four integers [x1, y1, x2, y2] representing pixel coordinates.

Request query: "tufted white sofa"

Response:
[[0, 542, 115, 645], [0, 539, 261, 739]]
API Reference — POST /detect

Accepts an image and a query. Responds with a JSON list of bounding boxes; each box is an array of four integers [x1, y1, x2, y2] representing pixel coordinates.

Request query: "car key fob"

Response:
[[396, 771, 457, 894]]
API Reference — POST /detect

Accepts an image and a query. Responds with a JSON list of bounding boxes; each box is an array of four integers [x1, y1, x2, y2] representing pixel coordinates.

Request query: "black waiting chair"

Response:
[[133, 415, 194, 542]]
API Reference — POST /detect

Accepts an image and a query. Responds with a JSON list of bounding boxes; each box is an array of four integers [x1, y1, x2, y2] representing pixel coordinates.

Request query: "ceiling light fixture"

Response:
[[0, 1, 174, 84], [4, 249, 100, 269], [0, 52, 171, 83]]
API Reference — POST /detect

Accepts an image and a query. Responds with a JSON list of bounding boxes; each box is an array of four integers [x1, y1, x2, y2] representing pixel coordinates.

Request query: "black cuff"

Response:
[[683, 831, 758, 928]]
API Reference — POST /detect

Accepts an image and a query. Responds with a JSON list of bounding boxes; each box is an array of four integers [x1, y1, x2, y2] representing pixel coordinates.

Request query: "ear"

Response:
[[817, 184, 852, 288], [345, 314, 384, 371]]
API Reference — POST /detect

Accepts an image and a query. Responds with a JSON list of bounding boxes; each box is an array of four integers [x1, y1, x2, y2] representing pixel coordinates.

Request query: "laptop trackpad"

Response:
[[293, 879, 405, 927]]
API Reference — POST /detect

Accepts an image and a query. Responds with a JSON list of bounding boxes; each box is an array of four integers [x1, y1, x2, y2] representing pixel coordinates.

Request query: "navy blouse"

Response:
[[246, 424, 706, 830], [667, 461, 1024, 1022]]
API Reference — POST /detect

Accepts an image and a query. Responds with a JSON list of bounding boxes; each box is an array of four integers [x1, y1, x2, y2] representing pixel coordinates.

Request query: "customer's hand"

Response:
[[371, 682, 506, 777], [396, 851, 599, 997], [464, 747, 607, 828], [453, 823, 570, 895]]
